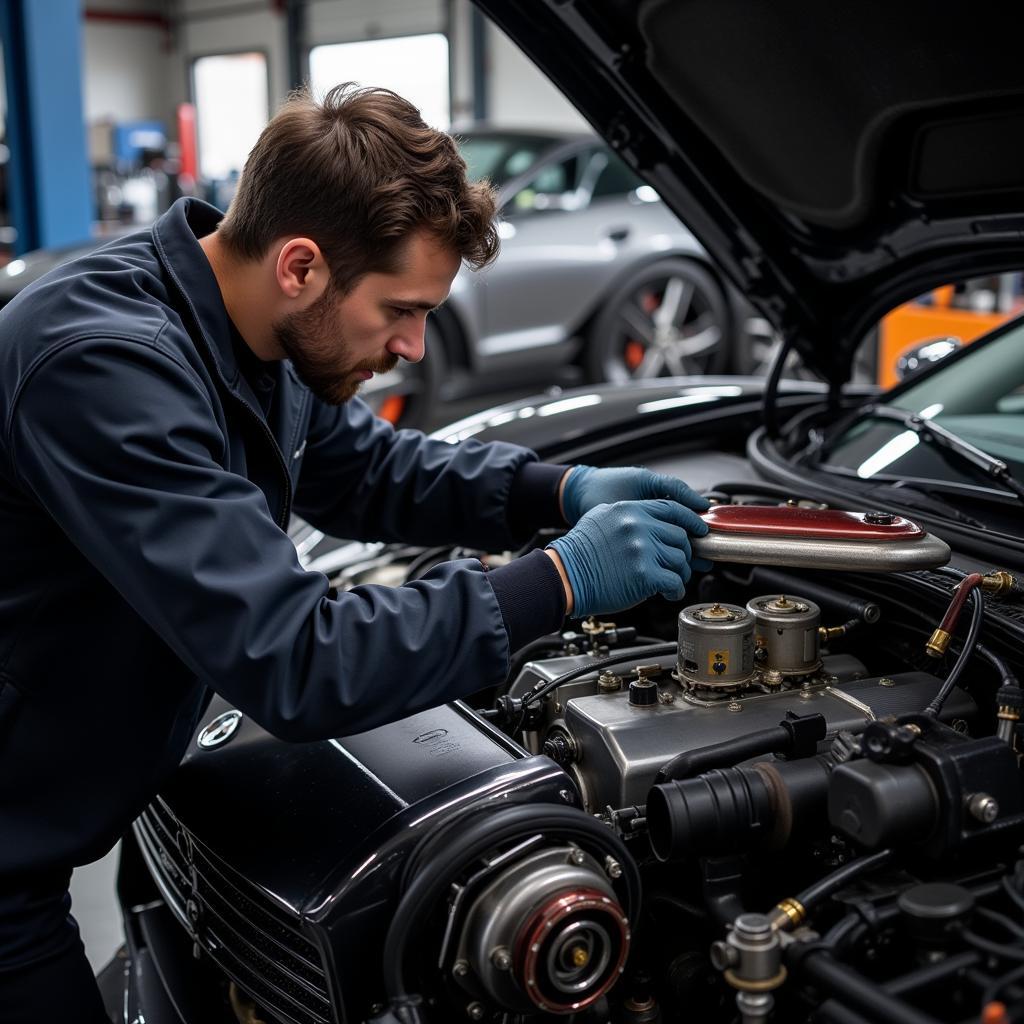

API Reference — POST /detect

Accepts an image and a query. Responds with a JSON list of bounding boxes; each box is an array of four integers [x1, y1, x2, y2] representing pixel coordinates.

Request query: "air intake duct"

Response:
[[647, 756, 831, 863]]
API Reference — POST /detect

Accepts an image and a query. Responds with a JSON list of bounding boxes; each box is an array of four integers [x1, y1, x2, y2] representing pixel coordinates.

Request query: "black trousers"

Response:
[[0, 872, 110, 1024]]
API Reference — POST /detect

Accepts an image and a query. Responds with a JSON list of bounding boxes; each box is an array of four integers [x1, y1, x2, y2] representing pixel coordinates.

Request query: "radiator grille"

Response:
[[134, 798, 331, 1024]]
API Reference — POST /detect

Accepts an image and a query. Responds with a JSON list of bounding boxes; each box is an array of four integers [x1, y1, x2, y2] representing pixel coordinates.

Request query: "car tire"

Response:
[[585, 258, 731, 383], [362, 322, 444, 430]]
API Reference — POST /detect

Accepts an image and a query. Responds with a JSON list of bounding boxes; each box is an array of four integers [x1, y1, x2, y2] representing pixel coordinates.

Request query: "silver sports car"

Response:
[[360, 128, 742, 425]]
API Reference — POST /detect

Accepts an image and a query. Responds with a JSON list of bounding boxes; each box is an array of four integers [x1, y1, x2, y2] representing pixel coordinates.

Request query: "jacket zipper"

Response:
[[231, 391, 293, 529]]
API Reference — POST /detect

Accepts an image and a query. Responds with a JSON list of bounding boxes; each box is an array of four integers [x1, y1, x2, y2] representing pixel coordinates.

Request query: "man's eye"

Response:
[[391, 307, 413, 318]]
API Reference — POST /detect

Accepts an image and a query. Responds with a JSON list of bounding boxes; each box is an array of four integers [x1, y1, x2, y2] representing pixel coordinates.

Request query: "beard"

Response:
[[273, 287, 398, 405]]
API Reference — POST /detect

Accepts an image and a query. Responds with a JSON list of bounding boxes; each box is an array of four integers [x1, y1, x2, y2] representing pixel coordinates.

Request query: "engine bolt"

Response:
[[604, 855, 623, 879], [559, 788, 574, 803], [710, 940, 738, 970], [968, 793, 999, 823], [569, 847, 587, 866], [727, 701, 743, 713], [597, 670, 622, 692], [490, 947, 512, 971], [878, 677, 896, 687], [453, 959, 470, 978], [466, 1002, 485, 1020], [864, 511, 896, 525]]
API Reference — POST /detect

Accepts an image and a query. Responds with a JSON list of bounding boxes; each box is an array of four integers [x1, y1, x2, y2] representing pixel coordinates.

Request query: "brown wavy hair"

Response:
[[218, 84, 499, 292]]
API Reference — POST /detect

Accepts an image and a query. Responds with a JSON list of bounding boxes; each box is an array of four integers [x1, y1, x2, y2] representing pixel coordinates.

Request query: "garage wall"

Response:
[[306, 0, 444, 47], [484, 21, 587, 131], [82, 1, 175, 126], [174, 0, 286, 112], [172, 0, 446, 121], [118, 0, 587, 149]]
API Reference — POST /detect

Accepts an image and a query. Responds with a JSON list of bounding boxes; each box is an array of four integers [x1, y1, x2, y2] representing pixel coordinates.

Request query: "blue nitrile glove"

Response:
[[548, 499, 712, 618], [561, 466, 709, 525]]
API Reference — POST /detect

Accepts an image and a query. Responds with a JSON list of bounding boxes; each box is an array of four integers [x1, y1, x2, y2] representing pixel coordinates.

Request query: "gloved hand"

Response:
[[547, 499, 712, 618], [561, 465, 709, 525]]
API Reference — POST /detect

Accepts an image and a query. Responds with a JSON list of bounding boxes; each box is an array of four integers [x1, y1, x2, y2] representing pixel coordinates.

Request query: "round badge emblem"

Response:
[[197, 709, 243, 750]]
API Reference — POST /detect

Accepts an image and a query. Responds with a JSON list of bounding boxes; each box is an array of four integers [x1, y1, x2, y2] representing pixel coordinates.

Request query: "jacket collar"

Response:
[[151, 197, 245, 393]]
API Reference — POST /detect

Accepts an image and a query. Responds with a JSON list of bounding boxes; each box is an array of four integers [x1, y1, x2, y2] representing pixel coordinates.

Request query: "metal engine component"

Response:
[[676, 603, 754, 691], [692, 504, 951, 571], [747, 594, 822, 678], [711, 913, 786, 1024], [546, 663, 973, 812], [456, 845, 630, 1015]]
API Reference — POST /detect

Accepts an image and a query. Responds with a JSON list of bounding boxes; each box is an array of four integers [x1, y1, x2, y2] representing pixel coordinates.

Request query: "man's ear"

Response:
[[274, 238, 329, 301]]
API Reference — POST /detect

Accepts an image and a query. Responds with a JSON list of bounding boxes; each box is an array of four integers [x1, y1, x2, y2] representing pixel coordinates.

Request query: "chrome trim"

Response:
[[824, 687, 876, 721], [197, 709, 243, 749], [692, 531, 950, 571]]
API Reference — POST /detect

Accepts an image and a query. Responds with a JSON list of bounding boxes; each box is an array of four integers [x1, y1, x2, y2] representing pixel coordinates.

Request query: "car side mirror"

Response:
[[894, 336, 961, 381]]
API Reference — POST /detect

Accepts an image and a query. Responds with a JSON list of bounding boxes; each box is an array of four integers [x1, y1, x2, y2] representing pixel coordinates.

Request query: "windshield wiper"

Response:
[[866, 404, 1024, 505]]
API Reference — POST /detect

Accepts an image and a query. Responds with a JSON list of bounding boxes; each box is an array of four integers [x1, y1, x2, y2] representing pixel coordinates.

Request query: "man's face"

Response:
[[273, 231, 461, 406]]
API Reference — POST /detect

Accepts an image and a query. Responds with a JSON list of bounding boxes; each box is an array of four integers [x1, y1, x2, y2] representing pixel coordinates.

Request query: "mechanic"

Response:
[[0, 85, 709, 1022]]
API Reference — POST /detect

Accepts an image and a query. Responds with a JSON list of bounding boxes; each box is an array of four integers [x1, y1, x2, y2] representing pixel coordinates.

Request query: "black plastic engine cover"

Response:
[[133, 696, 576, 1023]]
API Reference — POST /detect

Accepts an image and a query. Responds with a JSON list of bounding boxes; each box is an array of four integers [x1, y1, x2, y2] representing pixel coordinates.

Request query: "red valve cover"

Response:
[[701, 504, 923, 542]]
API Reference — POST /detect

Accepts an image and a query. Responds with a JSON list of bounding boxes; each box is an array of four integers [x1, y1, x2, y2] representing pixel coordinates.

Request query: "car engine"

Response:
[[127, 492, 1024, 1024]]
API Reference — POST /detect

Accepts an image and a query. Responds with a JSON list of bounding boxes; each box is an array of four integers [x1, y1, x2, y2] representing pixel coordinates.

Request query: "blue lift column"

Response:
[[1, 0, 92, 255]]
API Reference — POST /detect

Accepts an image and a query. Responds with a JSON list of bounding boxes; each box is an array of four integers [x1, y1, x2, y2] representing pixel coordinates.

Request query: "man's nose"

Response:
[[389, 320, 427, 363]]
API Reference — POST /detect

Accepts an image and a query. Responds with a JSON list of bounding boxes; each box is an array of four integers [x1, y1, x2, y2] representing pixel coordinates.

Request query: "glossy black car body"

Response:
[[106, 3, 1024, 1024]]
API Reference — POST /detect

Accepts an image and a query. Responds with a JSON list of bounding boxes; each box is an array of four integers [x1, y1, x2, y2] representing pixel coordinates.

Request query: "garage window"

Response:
[[191, 52, 270, 181], [309, 34, 450, 129]]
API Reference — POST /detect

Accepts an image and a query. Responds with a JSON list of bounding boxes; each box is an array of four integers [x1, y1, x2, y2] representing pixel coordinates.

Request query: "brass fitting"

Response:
[[982, 571, 1017, 596], [633, 663, 662, 681], [769, 897, 806, 932], [723, 967, 788, 993], [581, 617, 615, 636], [925, 628, 952, 658], [819, 625, 848, 642]]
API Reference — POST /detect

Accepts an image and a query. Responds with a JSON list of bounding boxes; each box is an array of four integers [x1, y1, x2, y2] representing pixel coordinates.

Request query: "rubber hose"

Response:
[[924, 587, 984, 716]]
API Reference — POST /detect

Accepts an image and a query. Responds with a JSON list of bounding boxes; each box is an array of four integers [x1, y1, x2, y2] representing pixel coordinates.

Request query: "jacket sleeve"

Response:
[[8, 337, 523, 741], [292, 393, 544, 549]]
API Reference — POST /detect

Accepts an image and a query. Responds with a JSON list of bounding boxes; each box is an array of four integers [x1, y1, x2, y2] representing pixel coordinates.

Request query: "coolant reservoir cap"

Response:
[[898, 883, 975, 946]]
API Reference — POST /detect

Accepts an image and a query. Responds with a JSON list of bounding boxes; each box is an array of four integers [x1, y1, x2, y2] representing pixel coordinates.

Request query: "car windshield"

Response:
[[457, 132, 562, 187], [823, 315, 1024, 489]]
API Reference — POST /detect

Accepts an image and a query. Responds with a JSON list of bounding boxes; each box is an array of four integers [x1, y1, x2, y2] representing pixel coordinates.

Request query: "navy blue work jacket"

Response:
[[0, 199, 566, 886]]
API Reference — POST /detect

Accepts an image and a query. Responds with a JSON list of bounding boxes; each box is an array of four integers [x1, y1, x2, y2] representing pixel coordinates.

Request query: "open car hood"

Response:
[[475, 0, 1024, 386]]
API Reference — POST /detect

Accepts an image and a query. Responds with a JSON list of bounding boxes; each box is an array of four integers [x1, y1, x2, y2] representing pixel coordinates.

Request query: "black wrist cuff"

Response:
[[488, 549, 566, 652]]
